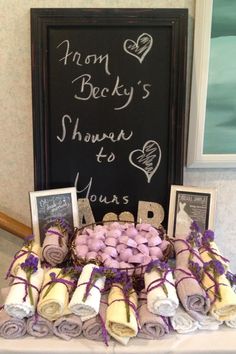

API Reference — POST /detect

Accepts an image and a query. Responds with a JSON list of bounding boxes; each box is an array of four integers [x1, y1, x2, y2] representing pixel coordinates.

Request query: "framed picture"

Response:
[[31, 8, 187, 224], [187, 0, 236, 167], [167, 185, 216, 238], [30, 187, 79, 243]]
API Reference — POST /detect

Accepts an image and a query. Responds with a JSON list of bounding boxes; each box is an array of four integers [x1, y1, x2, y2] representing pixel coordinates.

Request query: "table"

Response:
[[1, 327, 236, 354]]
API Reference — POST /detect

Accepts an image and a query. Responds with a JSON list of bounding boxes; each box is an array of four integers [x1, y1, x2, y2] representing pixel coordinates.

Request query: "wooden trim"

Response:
[[0, 212, 32, 240]]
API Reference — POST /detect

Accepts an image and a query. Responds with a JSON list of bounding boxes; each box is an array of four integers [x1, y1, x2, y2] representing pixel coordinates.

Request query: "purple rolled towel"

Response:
[[174, 235, 210, 320], [0, 309, 26, 339], [137, 293, 169, 339], [27, 314, 53, 338], [42, 221, 69, 266], [53, 314, 82, 340], [82, 295, 110, 342]]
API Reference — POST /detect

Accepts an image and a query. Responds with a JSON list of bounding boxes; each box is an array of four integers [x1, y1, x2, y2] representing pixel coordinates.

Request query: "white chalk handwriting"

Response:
[[129, 140, 161, 183], [71, 74, 151, 110], [56, 116, 133, 143], [74, 172, 129, 205], [124, 33, 153, 63], [57, 39, 111, 76]]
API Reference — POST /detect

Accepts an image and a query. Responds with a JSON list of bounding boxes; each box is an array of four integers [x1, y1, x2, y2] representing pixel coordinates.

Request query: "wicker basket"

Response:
[[70, 221, 173, 279]]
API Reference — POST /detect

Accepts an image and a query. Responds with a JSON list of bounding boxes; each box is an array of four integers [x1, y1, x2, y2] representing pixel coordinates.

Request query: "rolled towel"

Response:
[[170, 306, 198, 334], [197, 313, 222, 330], [5, 242, 41, 278], [42, 220, 70, 266], [144, 268, 179, 316], [200, 270, 236, 321], [174, 236, 210, 320], [37, 268, 73, 321], [26, 314, 53, 337], [225, 317, 236, 328], [137, 292, 169, 339], [0, 309, 26, 339], [106, 284, 138, 345], [4, 267, 44, 319], [82, 295, 110, 343], [53, 314, 82, 340], [199, 241, 229, 270], [69, 263, 105, 320]]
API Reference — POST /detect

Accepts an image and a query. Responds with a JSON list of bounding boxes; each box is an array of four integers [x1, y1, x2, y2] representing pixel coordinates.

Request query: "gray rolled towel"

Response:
[[174, 235, 210, 320], [53, 314, 82, 340], [27, 314, 53, 337], [0, 309, 26, 339], [137, 293, 169, 340], [42, 221, 69, 266], [82, 296, 110, 342]]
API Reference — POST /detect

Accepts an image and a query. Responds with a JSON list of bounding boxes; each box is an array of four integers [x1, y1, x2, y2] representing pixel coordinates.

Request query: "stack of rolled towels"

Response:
[[1, 221, 236, 345]]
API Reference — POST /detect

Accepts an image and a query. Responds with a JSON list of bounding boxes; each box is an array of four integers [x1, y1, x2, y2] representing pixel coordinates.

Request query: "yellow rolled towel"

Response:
[[106, 284, 138, 345], [199, 241, 229, 270], [37, 268, 72, 321], [200, 250, 236, 321]]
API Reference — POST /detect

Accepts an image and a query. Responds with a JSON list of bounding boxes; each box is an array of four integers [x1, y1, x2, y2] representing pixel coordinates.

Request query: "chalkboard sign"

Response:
[[31, 8, 188, 225], [30, 187, 79, 243]]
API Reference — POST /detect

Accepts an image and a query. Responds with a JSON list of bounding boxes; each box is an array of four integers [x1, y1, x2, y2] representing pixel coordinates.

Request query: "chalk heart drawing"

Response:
[[123, 33, 153, 63], [129, 140, 161, 183]]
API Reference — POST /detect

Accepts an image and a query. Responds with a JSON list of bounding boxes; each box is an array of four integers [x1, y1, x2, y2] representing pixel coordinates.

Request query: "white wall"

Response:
[[0, 0, 235, 286]]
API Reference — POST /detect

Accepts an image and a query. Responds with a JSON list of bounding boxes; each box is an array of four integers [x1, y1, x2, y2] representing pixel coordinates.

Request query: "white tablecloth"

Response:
[[0, 327, 236, 354]]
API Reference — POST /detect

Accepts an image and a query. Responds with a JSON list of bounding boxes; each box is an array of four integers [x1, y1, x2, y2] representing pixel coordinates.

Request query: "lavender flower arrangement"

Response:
[[20, 254, 39, 305]]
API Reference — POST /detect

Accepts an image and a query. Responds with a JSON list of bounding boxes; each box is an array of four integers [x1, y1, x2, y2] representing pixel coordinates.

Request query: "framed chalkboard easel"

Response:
[[31, 8, 188, 225]]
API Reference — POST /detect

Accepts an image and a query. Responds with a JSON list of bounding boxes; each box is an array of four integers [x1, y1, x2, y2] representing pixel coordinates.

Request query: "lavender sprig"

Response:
[[202, 230, 215, 245], [226, 271, 236, 287], [23, 234, 35, 248], [189, 260, 204, 283], [20, 254, 39, 305], [43, 267, 80, 299], [146, 260, 169, 297], [146, 259, 169, 273], [203, 259, 225, 301], [204, 260, 225, 276], [187, 221, 202, 248]]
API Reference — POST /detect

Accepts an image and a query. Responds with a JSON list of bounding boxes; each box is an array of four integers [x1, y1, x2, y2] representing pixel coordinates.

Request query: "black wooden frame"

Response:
[[31, 8, 188, 221]]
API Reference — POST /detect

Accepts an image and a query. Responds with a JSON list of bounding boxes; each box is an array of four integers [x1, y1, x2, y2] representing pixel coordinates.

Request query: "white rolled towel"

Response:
[[69, 263, 105, 321], [225, 317, 236, 328], [197, 313, 223, 331], [144, 269, 179, 317], [4, 268, 44, 319], [170, 306, 198, 334], [6, 243, 41, 278]]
